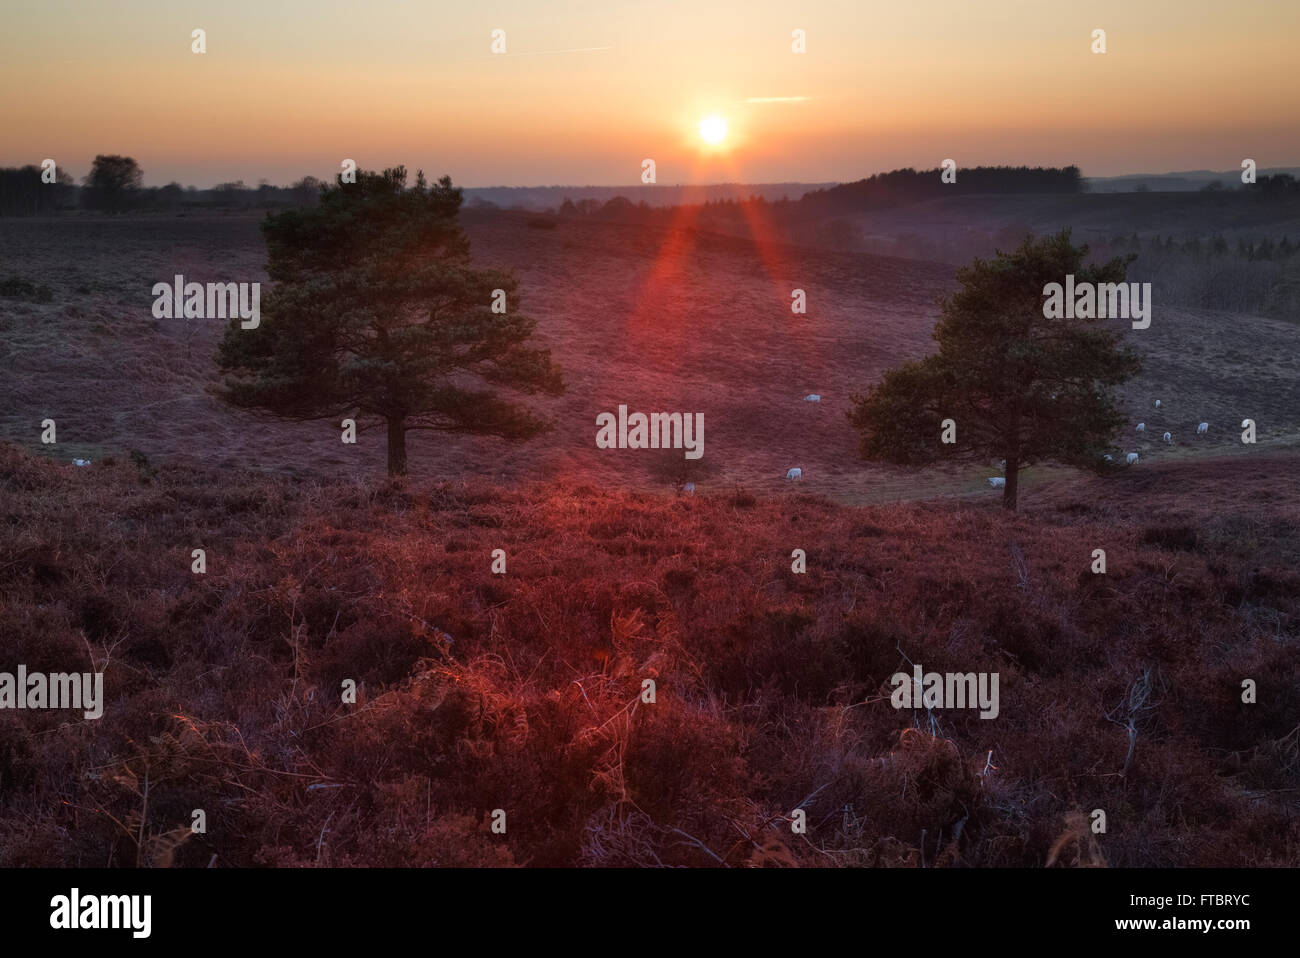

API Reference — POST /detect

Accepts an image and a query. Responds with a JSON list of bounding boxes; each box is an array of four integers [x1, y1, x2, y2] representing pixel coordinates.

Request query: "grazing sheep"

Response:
[[988, 477, 1006, 488], [1136, 423, 1146, 432], [1162, 432, 1172, 443], [804, 394, 821, 402], [1126, 452, 1139, 464], [1197, 422, 1209, 435], [682, 482, 695, 494], [1154, 400, 1161, 408], [72, 458, 91, 467], [786, 467, 802, 480], [1103, 454, 1113, 462]]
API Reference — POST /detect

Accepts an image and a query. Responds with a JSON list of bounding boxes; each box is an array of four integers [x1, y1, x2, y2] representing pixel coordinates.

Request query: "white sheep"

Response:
[[1103, 454, 1113, 462], [804, 394, 821, 402], [72, 458, 91, 467], [1136, 423, 1145, 432], [1162, 432, 1172, 443], [988, 477, 1006, 488], [1154, 400, 1161, 408], [1126, 452, 1139, 464], [682, 482, 695, 494], [786, 467, 802, 480], [1197, 422, 1208, 435]]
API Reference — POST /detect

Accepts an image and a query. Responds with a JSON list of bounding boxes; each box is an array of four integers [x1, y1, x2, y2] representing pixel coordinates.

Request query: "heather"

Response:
[[2, 442, 1296, 867]]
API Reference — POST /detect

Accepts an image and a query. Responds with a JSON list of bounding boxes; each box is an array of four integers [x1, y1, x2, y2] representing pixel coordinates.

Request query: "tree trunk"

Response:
[[1003, 457, 1019, 511], [386, 416, 408, 477]]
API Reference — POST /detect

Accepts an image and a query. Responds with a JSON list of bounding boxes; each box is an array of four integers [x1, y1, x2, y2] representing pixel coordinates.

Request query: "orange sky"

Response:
[[2, 0, 1297, 187]]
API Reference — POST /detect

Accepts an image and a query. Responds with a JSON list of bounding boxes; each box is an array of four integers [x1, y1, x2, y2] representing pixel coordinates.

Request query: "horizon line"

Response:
[[18, 163, 1300, 193]]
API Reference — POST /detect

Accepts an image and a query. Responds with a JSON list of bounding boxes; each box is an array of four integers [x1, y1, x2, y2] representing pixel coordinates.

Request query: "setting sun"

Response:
[[698, 114, 728, 145]]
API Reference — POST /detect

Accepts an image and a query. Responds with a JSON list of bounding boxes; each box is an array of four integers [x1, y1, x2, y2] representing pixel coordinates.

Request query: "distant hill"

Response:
[[6, 161, 1300, 218], [463, 167, 1300, 211], [1086, 168, 1300, 192], [800, 165, 1084, 214], [461, 182, 835, 211]]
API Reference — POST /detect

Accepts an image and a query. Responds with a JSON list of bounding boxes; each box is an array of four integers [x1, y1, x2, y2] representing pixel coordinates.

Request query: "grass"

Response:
[[3, 212, 1296, 504], [0, 276, 53, 303]]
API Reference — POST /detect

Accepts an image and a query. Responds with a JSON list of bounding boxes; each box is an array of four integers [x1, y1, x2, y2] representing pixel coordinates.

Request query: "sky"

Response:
[[2, 0, 1298, 188]]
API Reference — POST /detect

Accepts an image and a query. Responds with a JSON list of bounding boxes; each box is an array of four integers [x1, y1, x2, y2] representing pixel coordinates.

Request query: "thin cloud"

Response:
[[494, 46, 614, 57]]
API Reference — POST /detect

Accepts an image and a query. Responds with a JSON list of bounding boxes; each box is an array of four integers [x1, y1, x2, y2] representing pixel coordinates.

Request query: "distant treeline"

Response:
[[1242, 173, 1300, 195], [536, 167, 1091, 243], [0, 165, 77, 215], [1089, 229, 1300, 320], [1132, 232, 1300, 259], [466, 181, 831, 210], [0, 155, 327, 216], [4, 156, 1298, 219], [550, 166, 1088, 222], [800, 165, 1085, 212], [548, 170, 1300, 255]]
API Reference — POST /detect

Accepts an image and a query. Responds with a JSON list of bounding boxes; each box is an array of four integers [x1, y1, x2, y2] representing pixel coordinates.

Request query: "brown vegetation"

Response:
[[2, 442, 1297, 867]]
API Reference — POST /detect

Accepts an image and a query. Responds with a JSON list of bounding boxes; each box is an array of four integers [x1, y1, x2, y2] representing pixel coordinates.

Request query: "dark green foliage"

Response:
[[216, 166, 564, 476], [81, 155, 143, 213], [0, 165, 77, 216], [849, 231, 1141, 509]]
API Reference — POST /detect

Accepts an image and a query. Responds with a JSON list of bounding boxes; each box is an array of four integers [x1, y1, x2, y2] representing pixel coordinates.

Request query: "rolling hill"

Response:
[[1, 208, 1297, 504]]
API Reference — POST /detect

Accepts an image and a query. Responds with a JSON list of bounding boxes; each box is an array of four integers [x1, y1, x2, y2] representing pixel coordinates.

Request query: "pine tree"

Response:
[[217, 167, 564, 476], [848, 231, 1141, 510]]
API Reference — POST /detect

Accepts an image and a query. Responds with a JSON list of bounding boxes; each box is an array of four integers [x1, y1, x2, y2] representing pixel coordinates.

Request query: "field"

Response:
[[2, 207, 1298, 504], [1, 199, 1299, 867]]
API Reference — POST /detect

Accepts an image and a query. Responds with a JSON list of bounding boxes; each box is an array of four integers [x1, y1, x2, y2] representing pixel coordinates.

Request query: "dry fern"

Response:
[[1045, 810, 1108, 867]]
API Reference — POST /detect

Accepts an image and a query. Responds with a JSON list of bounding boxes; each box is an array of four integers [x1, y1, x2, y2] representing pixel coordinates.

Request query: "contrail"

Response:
[[494, 46, 614, 57]]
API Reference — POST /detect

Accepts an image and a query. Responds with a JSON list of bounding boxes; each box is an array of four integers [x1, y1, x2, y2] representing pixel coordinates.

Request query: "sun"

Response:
[[698, 114, 728, 145]]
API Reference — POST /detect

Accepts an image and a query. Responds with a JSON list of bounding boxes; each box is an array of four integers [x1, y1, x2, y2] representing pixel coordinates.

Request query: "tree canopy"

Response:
[[849, 230, 1141, 510], [217, 166, 564, 476], [81, 155, 142, 213]]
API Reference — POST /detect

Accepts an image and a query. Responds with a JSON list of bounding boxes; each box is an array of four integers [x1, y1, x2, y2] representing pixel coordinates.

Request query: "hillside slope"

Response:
[[2, 211, 1297, 503]]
